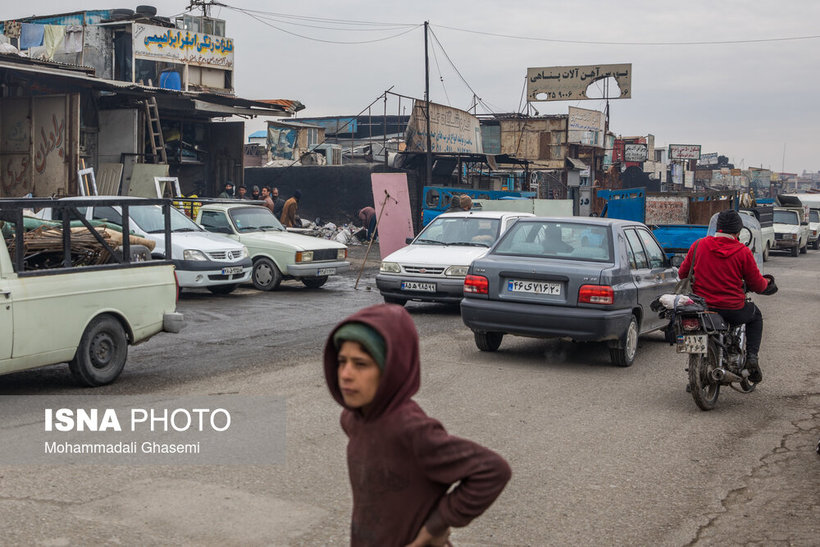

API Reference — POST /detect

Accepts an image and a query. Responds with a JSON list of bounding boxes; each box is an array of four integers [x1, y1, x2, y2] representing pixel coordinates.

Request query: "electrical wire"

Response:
[[429, 37, 451, 106], [224, 7, 417, 29], [435, 24, 820, 46], [428, 27, 499, 114], [227, 7, 422, 44]]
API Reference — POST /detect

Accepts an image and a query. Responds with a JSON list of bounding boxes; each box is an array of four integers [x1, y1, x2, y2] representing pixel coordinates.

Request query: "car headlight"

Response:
[[296, 251, 313, 263], [240, 246, 250, 258], [380, 262, 401, 273], [444, 265, 469, 277], [183, 249, 208, 261], [337, 248, 347, 260]]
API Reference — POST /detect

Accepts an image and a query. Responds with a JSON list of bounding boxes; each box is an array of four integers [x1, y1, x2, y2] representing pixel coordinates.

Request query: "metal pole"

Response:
[[355, 190, 396, 290], [424, 21, 433, 187], [383, 91, 388, 168]]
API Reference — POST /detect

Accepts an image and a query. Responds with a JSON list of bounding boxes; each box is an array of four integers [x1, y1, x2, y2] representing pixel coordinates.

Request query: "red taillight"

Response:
[[464, 274, 489, 295], [578, 284, 614, 305], [682, 317, 700, 331]]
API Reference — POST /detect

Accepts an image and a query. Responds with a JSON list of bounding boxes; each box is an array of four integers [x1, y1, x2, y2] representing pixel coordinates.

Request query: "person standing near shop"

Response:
[[218, 181, 234, 198], [280, 190, 302, 228], [272, 187, 286, 219]]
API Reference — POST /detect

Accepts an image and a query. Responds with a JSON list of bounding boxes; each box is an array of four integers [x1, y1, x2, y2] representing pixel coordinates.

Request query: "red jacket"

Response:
[[679, 234, 768, 310], [324, 304, 511, 546]]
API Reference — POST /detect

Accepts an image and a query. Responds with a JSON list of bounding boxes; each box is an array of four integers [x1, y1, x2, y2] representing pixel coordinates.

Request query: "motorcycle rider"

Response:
[[678, 209, 773, 383]]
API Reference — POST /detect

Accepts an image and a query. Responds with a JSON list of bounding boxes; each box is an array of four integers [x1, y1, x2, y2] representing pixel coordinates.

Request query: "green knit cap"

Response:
[[333, 323, 387, 370]]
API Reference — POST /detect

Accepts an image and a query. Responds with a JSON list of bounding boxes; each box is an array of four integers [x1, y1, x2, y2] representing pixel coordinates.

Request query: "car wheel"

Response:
[[302, 276, 328, 289], [609, 315, 638, 367], [383, 295, 407, 306], [208, 284, 238, 295], [790, 245, 799, 257], [252, 257, 282, 291], [69, 315, 128, 386], [762, 242, 770, 262], [814, 239, 820, 250], [474, 331, 503, 352]]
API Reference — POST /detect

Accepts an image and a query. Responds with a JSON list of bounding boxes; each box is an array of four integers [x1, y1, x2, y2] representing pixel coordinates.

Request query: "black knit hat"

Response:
[[716, 210, 743, 234]]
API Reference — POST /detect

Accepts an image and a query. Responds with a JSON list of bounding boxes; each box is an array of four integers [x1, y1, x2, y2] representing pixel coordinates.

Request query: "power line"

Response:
[[223, 7, 418, 29], [428, 36, 451, 106], [428, 27, 499, 114], [226, 7, 421, 44], [435, 24, 820, 46]]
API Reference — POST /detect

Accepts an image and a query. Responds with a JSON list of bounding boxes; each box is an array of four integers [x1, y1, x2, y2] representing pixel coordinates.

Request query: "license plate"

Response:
[[677, 334, 707, 354], [507, 279, 561, 295], [221, 266, 244, 275], [317, 267, 336, 275], [401, 281, 436, 292]]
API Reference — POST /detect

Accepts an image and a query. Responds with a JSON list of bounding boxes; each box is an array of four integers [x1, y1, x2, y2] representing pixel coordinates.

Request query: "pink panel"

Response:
[[370, 173, 414, 259]]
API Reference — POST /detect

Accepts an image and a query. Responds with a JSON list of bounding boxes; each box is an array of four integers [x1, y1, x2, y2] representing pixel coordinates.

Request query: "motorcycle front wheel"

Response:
[[688, 342, 720, 411]]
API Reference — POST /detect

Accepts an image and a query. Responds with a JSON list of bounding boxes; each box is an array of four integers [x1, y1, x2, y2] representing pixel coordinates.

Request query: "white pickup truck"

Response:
[[1, 198, 183, 386]]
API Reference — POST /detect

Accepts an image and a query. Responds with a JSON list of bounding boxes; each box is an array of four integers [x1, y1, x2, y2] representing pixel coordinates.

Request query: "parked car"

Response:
[[808, 208, 820, 250], [461, 217, 678, 367], [376, 211, 533, 305], [772, 207, 809, 256], [196, 203, 349, 290], [2, 197, 182, 386], [36, 197, 252, 294]]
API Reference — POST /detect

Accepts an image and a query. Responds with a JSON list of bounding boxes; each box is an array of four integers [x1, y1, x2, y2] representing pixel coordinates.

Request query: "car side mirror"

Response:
[[670, 255, 685, 267], [406, 237, 414, 244], [801, 221, 808, 226]]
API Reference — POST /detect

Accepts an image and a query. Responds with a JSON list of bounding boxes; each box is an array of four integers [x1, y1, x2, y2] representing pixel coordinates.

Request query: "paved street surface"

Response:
[[0, 244, 817, 545]]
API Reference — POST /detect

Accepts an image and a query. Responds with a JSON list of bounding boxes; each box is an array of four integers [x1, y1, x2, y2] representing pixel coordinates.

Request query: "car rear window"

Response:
[[810, 210, 819, 222], [494, 221, 613, 262]]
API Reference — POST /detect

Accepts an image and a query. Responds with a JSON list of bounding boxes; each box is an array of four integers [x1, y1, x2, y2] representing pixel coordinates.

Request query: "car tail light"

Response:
[[578, 285, 614, 305], [464, 274, 488, 295], [682, 317, 700, 331]]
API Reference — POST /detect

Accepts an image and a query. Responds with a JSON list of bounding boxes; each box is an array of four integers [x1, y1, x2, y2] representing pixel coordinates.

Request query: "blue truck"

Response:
[[597, 188, 740, 258]]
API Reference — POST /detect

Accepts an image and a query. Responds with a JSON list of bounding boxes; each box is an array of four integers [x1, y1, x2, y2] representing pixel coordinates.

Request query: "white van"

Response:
[[38, 197, 252, 294]]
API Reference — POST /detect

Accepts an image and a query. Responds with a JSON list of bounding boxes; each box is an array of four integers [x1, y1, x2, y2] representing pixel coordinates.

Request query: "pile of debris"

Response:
[[289, 219, 368, 245]]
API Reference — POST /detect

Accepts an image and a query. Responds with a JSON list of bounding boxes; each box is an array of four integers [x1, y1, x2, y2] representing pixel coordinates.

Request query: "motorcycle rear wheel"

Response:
[[688, 342, 720, 411]]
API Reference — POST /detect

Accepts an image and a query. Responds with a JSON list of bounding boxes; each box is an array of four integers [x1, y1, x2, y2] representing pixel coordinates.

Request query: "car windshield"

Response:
[[229, 207, 286, 232], [128, 205, 201, 234], [414, 217, 501, 247], [493, 221, 613, 262], [810, 210, 819, 223], [774, 210, 799, 225]]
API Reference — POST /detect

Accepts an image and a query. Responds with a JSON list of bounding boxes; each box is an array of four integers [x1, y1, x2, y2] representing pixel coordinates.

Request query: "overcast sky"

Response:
[[11, 1, 820, 174]]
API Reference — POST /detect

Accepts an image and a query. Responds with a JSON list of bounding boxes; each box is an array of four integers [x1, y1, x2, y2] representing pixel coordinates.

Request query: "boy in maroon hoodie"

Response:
[[324, 304, 511, 546]]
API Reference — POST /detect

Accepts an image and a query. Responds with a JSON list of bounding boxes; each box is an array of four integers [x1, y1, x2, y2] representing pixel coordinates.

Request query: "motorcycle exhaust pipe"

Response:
[[710, 368, 743, 383]]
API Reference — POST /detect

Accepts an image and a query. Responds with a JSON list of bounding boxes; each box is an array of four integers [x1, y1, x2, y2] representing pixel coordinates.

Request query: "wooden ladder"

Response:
[[143, 96, 167, 163]]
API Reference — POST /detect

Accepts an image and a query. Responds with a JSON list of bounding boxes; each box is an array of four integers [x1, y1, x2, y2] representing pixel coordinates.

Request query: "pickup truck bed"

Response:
[[1, 198, 182, 386]]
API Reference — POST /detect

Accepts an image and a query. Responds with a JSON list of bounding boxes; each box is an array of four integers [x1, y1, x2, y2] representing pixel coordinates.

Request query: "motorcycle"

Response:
[[652, 276, 777, 411]]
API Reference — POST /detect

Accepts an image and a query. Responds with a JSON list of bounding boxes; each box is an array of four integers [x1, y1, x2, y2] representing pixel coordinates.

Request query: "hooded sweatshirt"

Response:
[[324, 304, 511, 546], [679, 234, 768, 310]]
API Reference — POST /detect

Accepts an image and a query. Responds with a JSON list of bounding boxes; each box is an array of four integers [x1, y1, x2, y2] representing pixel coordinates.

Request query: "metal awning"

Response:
[[0, 57, 295, 118], [566, 157, 589, 170]]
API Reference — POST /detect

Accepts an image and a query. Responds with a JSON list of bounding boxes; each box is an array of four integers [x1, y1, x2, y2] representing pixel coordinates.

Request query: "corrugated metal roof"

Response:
[[257, 99, 306, 114]]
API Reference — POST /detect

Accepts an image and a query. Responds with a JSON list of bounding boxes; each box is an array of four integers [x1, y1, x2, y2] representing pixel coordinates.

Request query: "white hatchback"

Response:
[[376, 211, 533, 305]]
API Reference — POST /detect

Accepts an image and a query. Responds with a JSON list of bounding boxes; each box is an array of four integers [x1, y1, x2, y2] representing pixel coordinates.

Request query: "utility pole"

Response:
[[424, 21, 433, 188]]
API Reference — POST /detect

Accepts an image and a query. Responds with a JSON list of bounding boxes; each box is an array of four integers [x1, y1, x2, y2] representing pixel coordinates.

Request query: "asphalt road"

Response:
[[0, 244, 817, 545]]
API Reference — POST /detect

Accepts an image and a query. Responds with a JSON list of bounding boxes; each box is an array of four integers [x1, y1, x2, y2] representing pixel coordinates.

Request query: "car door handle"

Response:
[[0, 290, 10, 298]]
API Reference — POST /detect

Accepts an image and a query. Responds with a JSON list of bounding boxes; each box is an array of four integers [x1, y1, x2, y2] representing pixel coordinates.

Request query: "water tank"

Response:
[[159, 70, 181, 90]]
